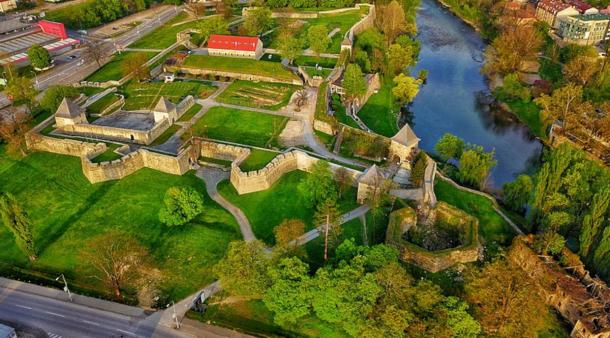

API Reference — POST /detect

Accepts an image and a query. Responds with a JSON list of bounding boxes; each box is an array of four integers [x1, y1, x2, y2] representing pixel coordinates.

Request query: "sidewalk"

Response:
[[0, 277, 144, 318]]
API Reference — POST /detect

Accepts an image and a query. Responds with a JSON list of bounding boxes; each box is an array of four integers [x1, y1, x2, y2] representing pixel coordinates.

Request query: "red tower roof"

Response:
[[207, 34, 260, 52]]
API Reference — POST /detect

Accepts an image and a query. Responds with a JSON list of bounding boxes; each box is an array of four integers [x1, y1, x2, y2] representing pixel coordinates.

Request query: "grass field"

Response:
[[86, 93, 120, 115], [177, 103, 202, 122], [494, 88, 548, 140], [216, 81, 298, 110], [331, 94, 359, 129], [217, 171, 359, 244], [189, 106, 288, 148], [295, 56, 337, 68], [86, 52, 157, 83], [0, 148, 241, 301], [129, 12, 209, 50], [357, 77, 399, 137], [434, 179, 515, 245], [239, 149, 279, 172], [182, 56, 300, 82], [150, 125, 181, 146], [122, 81, 216, 110], [90, 143, 122, 163]]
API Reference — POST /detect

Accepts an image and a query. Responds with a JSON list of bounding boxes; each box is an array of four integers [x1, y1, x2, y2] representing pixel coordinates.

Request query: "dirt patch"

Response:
[[279, 120, 305, 147]]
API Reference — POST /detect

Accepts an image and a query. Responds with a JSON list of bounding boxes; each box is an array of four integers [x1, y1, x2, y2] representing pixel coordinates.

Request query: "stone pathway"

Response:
[[294, 205, 370, 246], [195, 167, 256, 242]]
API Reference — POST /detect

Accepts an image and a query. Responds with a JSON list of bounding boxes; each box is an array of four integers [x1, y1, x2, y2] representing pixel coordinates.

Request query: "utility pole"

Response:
[[56, 274, 72, 302]]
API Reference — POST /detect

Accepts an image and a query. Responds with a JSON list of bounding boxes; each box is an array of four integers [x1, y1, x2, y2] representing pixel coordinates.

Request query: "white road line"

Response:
[[44, 311, 66, 318], [81, 319, 100, 326], [116, 328, 135, 335], [47, 333, 63, 338], [16, 304, 33, 310]]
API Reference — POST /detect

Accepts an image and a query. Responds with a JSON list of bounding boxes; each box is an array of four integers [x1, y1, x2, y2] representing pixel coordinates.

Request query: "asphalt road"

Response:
[[0, 287, 187, 338]]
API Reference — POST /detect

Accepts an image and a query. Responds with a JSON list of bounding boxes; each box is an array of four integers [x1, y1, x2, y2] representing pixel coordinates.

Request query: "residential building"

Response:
[[566, 0, 598, 14], [207, 34, 263, 59], [557, 14, 610, 45], [0, 0, 17, 13], [536, 0, 579, 28]]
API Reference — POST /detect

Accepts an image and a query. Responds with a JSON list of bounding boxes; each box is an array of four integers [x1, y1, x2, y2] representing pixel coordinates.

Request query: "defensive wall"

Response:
[[386, 202, 481, 273], [243, 4, 372, 19], [165, 65, 304, 86], [61, 118, 171, 145]]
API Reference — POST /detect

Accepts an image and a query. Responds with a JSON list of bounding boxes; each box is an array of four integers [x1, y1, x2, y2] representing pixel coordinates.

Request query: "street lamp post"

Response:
[[55, 274, 73, 302]]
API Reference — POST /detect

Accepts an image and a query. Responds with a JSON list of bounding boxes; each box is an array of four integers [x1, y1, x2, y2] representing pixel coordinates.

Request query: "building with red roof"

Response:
[[207, 34, 263, 60], [536, 0, 579, 28]]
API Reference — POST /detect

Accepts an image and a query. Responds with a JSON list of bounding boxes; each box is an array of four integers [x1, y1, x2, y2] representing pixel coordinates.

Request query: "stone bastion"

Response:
[[386, 202, 481, 273]]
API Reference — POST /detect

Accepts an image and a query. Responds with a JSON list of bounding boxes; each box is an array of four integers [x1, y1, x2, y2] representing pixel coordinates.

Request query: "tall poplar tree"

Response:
[[0, 193, 36, 261]]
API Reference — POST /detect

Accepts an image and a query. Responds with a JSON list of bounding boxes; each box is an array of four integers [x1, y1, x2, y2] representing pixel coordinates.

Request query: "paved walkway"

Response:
[[294, 205, 370, 245], [196, 167, 257, 242]]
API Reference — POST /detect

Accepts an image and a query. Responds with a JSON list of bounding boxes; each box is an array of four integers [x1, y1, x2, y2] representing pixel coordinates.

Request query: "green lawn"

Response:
[[216, 80, 299, 110], [189, 106, 288, 148], [122, 81, 216, 111], [357, 77, 399, 137], [177, 103, 202, 122], [434, 179, 515, 245], [0, 149, 241, 301], [331, 94, 359, 129], [150, 125, 181, 146], [182, 56, 301, 82], [217, 171, 360, 244], [90, 143, 122, 163], [239, 149, 279, 172], [129, 12, 208, 50], [86, 93, 120, 115], [86, 52, 157, 83], [302, 66, 332, 79], [295, 56, 337, 68]]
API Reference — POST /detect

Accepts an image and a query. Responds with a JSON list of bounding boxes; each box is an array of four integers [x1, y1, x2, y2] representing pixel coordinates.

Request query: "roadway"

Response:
[[0, 286, 187, 338]]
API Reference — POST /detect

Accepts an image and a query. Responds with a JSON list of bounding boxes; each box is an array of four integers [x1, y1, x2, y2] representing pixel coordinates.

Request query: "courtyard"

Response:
[[216, 80, 299, 111]]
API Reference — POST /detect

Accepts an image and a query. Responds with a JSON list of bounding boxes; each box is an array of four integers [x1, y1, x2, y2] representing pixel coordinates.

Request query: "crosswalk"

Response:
[[47, 333, 63, 338]]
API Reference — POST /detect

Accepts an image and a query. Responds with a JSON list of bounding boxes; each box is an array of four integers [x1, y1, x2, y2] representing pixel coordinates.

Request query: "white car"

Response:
[[77, 59, 85, 66]]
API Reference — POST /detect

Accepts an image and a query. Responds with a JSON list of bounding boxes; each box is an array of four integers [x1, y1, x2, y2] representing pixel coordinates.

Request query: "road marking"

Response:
[[81, 319, 100, 326], [47, 333, 63, 338], [16, 304, 33, 310], [44, 311, 66, 318], [116, 328, 135, 335]]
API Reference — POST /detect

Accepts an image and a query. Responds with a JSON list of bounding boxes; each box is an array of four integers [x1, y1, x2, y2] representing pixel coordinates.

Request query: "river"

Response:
[[406, 0, 543, 190]]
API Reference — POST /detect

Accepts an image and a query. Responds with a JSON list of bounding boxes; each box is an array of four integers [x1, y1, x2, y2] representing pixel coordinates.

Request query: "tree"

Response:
[[387, 43, 414, 75], [458, 146, 497, 189], [307, 25, 330, 57], [502, 174, 533, 213], [214, 240, 271, 297], [501, 73, 531, 102], [277, 32, 303, 65], [121, 52, 149, 82], [314, 198, 342, 261], [0, 192, 36, 261], [274, 219, 305, 254], [158, 186, 204, 226], [342, 63, 367, 106], [434, 133, 464, 161], [376, 0, 411, 43], [579, 188, 610, 260], [592, 226, 610, 278], [564, 55, 600, 86], [391, 73, 421, 104], [263, 257, 312, 326], [534, 231, 566, 256], [464, 259, 552, 337], [298, 161, 337, 208], [483, 24, 543, 76], [40, 86, 79, 113], [198, 16, 229, 46], [187, 3, 207, 18], [334, 167, 354, 198], [0, 109, 32, 157], [221, 0, 237, 18], [243, 7, 274, 36], [5, 76, 37, 108], [293, 89, 308, 111], [27, 45, 52, 70], [534, 83, 588, 131], [83, 231, 149, 298], [84, 41, 106, 67], [410, 152, 426, 186], [364, 174, 393, 243]]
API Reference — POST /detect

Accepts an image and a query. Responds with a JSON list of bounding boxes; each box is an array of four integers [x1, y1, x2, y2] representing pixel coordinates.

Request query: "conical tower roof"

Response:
[[359, 164, 386, 185], [391, 123, 420, 148], [153, 97, 175, 113], [55, 98, 82, 118]]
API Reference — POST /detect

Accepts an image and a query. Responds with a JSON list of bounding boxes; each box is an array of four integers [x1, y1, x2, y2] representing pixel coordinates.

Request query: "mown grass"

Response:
[[85, 52, 157, 83], [129, 12, 207, 50], [238, 149, 279, 172], [494, 88, 548, 140], [217, 171, 360, 244], [216, 80, 299, 110], [122, 81, 215, 110], [90, 143, 122, 163], [0, 149, 241, 301], [86, 93, 120, 115], [189, 106, 288, 148], [177, 103, 202, 122], [182, 56, 300, 82], [357, 77, 399, 137], [434, 179, 515, 245], [150, 125, 181, 146]]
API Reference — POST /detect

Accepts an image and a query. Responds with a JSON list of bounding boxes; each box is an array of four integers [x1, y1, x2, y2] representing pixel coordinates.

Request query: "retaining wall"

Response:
[[166, 65, 303, 86], [60, 118, 171, 145]]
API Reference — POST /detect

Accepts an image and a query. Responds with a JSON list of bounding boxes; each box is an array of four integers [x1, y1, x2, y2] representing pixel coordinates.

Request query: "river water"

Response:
[[406, 0, 543, 189]]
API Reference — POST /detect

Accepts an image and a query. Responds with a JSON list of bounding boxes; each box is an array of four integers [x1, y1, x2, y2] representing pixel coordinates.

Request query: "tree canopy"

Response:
[[158, 186, 204, 226]]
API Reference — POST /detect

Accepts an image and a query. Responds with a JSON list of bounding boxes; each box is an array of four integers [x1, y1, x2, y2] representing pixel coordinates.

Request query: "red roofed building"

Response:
[[207, 34, 263, 60], [536, 0, 579, 28]]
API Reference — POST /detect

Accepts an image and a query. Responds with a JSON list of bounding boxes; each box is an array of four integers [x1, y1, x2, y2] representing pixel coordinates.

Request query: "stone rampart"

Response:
[[26, 117, 107, 157], [60, 118, 171, 145], [99, 95, 125, 116], [166, 65, 303, 86]]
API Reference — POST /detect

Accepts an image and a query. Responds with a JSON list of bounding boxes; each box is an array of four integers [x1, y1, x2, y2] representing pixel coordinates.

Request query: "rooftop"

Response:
[[391, 123, 420, 148], [56, 98, 83, 118], [207, 34, 260, 52]]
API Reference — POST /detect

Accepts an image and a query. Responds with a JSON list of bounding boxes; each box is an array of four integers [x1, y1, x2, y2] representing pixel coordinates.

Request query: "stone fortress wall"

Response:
[[165, 65, 304, 86]]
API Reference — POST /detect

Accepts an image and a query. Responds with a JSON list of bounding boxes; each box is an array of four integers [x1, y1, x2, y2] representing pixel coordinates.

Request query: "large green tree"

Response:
[[342, 63, 367, 105], [158, 186, 204, 226], [27, 45, 52, 70], [579, 188, 610, 260], [502, 174, 533, 214], [199, 16, 229, 46], [307, 25, 330, 57], [458, 146, 497, 189], [391, 73, 421, 104], [214, 240, 271, 297], [263, 257, 312, 326], [40, 86, 79, 113], [277, 33, 303, 65], [434, 133, 464, 161], [243, 7, 274, 36], [0, 192, 36, 261], [298, 161, 337, 208]]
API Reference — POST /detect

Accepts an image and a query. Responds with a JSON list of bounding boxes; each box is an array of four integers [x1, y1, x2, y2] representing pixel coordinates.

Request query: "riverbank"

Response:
[[435, 0, 481, 33]]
